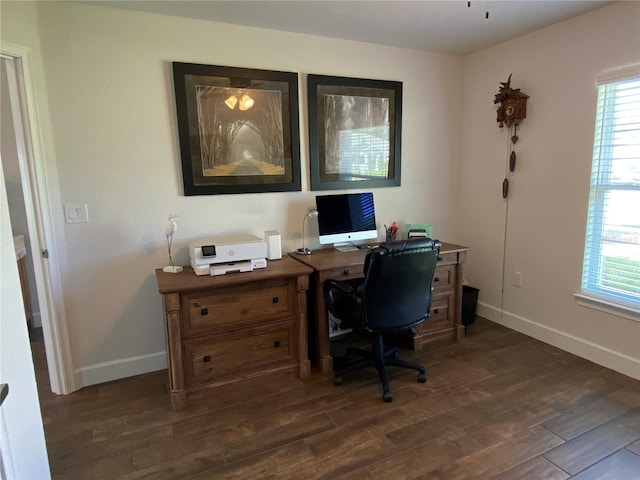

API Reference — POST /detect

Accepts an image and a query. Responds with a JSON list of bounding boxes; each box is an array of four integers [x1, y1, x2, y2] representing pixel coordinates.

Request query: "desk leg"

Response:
[[296, 275, 311, 377], [315, 272, 333, 375], [454, 251, 467, 340], [163, 293, 187, 410]]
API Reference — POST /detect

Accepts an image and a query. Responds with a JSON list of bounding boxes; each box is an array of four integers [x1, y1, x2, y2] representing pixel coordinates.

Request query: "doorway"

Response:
[[1, 47, 74, 395], [1, 59, 39, 334]]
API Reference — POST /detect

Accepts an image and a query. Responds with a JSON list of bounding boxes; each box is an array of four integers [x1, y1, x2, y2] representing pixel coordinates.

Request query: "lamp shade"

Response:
[[224, 95, 238, 109], [239, 94, 255, 111]]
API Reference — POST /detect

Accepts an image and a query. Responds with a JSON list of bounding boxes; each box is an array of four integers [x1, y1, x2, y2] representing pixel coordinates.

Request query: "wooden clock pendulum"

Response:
[[493, 74, 529, 198]]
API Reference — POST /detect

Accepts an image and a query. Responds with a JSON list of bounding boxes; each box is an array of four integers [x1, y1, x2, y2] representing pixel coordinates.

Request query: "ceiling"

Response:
[[86, 0, 614, 55]]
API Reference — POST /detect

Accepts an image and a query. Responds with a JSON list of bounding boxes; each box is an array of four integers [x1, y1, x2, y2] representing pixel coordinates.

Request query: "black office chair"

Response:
[[323, 238, 441, 402]]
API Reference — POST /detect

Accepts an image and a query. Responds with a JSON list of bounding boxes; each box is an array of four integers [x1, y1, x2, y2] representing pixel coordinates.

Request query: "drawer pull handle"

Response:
[[433, 309, 440, 314], [272, 297, 279, 304], [203, 355, 211, 363], [434, 277, 440, 282], [343, 269, 350, 276], [200, 308, 208, 315], [274, 341, 281, 348]]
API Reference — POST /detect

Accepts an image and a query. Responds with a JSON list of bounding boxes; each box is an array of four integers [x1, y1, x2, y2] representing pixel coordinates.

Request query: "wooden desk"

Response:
[[155, 256, 313, 409], [289, 242, 469, 375]]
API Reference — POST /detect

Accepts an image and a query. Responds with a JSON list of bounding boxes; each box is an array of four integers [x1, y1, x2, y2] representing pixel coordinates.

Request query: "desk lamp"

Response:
[[296, 208, 319, 255]]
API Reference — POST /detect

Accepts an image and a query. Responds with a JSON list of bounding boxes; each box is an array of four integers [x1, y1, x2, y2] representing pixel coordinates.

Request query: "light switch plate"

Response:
[[64, 203, 89, 224], [513, 271, 523, 288]]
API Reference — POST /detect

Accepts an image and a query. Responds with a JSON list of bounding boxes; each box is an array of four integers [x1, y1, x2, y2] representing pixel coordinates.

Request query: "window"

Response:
[[581, 67, 640, 311]]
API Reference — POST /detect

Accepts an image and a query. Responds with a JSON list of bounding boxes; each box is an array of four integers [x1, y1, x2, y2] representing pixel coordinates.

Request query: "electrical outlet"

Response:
[[513, 271, 523, 288]]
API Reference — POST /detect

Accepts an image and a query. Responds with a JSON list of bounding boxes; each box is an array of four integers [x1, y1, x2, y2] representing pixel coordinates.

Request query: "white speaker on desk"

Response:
[[264, 230, 282, 260]]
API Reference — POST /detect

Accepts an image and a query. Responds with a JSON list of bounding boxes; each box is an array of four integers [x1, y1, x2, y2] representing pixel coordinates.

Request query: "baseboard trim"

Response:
[[477, 302, 640, 381], [75, 351, 167, 388]]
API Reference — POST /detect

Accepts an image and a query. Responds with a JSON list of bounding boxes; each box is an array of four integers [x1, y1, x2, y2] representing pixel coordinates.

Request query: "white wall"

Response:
[[460, 2, 640, 378], [1, 1, 464, 387], [3, 0, 636, 391]]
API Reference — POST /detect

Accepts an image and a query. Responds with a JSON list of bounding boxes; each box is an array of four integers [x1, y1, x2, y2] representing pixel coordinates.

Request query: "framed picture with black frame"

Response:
[[307, 74, 402, 191], [172, 62, 301, 195]]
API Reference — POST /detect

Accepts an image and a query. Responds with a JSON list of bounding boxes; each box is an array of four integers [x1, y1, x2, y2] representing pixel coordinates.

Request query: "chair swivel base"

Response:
[[333, 335, 426, 402]]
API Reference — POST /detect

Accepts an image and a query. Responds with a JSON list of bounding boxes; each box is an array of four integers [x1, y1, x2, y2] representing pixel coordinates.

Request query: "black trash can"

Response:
[[461, 285, 479, 326]]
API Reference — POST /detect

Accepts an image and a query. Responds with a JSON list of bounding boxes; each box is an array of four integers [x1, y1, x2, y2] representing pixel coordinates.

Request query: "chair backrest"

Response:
[[359, 238, 441, 335]]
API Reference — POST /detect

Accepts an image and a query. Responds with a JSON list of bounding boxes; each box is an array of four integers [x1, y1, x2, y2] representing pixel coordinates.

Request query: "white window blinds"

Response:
[[582, 70, 640, 309]]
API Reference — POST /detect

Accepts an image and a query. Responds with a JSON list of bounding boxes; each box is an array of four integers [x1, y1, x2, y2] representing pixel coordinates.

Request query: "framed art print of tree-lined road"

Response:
[[173, 62, 300, 195]]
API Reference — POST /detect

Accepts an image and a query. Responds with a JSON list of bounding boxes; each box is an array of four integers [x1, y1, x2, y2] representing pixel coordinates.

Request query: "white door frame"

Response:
[[2, 43, 75, 394]]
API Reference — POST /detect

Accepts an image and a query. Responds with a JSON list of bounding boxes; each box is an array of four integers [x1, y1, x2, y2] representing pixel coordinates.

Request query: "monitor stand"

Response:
[[333, 243, 359, 252]]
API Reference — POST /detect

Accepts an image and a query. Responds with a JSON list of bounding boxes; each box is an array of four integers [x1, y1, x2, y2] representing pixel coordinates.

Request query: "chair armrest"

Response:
[[324, 279, 355, 295], [323, 279, 359, 321]]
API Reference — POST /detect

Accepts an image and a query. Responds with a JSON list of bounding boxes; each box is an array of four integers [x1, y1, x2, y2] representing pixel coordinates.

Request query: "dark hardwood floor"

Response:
[[31, 317, 640, 479]]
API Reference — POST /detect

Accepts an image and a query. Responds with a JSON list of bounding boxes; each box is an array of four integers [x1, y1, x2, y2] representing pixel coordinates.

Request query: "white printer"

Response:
[[189, 234, 267, 276]]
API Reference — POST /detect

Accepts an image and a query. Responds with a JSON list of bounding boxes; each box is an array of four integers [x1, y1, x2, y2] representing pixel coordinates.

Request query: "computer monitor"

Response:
[[316, 192, 378, 251]]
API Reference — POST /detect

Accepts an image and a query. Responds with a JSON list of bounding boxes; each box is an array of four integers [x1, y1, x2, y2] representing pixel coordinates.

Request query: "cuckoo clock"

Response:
[[494, 74, 529, 128], [494, 74, 529, 198]]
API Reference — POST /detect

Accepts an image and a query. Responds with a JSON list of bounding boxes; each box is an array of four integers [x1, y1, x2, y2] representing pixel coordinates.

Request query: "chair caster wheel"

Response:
[[383, 392, 393, 403], [334, 376, 343, 386], [418, 373, 427, 383]]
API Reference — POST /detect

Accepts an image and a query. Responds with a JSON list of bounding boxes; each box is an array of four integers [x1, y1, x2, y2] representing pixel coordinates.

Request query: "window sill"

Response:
[[574, 293, 640, 323]]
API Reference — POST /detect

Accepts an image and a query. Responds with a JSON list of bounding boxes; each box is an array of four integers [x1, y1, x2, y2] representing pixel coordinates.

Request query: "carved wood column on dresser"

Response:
[[155, 256, 313, 410]]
